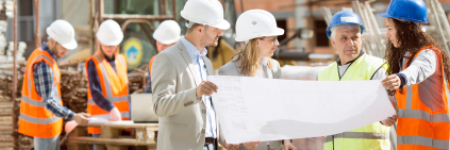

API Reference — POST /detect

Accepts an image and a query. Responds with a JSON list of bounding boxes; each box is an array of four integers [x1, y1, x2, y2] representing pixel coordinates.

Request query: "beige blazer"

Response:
[[218, 57, 283, 150], [151, 41, 224, 150]]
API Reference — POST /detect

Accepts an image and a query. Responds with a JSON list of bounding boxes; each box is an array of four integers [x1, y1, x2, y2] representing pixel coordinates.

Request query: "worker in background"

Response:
[[84, 19, 130, 150], [379, 0, 450, 149], [18, 20, 90, 150], [317, 10, 397, 150], [144, 20, 181, 93], [151, 0, 239, 149], [218, 9, 297, 150]]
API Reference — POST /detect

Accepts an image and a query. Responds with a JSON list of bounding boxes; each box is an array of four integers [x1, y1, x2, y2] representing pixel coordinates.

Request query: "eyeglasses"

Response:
[[259, 37, 279, 44]]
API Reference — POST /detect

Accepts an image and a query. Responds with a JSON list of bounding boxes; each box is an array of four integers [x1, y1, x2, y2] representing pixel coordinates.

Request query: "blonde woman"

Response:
[[84, 20, 130, 150], [218, 9, 297, 150]]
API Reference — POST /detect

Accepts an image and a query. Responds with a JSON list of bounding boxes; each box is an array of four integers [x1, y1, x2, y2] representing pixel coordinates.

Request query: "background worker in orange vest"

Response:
[[144, 20, 181, 93], [84, 19, 130, 150], [379, 0, 450, 149], [18, 20, 90, 150]]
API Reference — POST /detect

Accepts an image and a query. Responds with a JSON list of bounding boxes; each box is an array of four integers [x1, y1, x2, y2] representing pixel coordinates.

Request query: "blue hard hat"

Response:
[[378, 0, 428, 24], [326, 10, 365, 39]]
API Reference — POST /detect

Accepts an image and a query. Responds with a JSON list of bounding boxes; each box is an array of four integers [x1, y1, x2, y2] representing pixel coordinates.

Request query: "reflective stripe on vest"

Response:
[[18, 48, 63, 138], [21, 96, 62, 107], [19, 112, 61, 124], [397, 136, 449, 149], [325, 132, 389, 143], [85, 53, 130, 134], [89, 112, 131, 120], [397, 109, 450, 122], [396, 46, 450, 150], [318, 54, 390, 150], [87, 96, 129, 104]]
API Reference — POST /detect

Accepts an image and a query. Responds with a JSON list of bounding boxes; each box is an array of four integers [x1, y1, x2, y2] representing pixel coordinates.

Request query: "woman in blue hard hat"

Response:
[[218, 9, 297, 150], [379, 0, 450, 149]]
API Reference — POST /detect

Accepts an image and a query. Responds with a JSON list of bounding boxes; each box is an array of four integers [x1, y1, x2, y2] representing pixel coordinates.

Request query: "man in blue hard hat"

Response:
[[317, 10, 398, 150]]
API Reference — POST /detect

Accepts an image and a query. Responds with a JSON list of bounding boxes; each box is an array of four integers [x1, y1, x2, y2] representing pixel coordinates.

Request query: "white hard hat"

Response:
[[235, 9, 284, 42], [46, 19, 78, 50], [180, 0, 230, 30], [153, 20, 181, 44], [96, 19, 124, 46]]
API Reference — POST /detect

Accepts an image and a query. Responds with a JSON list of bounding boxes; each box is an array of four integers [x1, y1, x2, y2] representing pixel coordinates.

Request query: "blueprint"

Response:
[[209, 76, 396, 144]]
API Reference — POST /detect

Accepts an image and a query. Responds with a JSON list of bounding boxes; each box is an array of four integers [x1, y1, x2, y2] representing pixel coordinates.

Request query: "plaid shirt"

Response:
[[33, 43, 74, 120], [144, 69, 152, 93], [86, 55, 116, 112]]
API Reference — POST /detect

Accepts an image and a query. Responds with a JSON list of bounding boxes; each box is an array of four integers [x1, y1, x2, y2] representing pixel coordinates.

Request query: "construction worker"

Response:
[[317, 10, 397, 150], [18, 20, 90, 150], [144, 20, 181, 93], [84, 19, 129, 149], [151, 0, 239, 149], [379, 0, 450, 149], [218, 9, 297, 150]]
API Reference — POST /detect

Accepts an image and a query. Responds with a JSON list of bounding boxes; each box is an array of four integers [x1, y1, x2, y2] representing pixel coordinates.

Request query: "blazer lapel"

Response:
[[204, 58, 214, 75], [177, 41, 202, 86]]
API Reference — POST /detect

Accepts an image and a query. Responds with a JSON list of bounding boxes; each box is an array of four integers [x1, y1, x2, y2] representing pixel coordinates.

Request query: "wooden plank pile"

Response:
[[0, 61, 33, 150], [128, 65, 148, 94], [60, 70, 88, 113], [67, 121, 157, 150]]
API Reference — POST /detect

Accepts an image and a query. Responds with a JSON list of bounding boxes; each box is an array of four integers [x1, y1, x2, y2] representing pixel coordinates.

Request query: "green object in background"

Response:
[[122, 37, 156, 71]]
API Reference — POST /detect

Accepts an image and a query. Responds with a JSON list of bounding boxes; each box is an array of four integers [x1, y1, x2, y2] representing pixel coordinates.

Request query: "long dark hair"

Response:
[[385, 18, 450, 83]]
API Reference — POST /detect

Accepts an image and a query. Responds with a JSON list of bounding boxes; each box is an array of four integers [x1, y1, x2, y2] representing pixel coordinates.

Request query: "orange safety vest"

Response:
[[85, 53, 130, 134], [18, 48, 63, 138], [148, 55, 155, 72], [396, 46, 450, 150]]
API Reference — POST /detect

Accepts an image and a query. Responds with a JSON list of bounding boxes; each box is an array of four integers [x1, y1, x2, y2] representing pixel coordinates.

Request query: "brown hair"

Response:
[[97, 45, 120, 60], [233, 39, 273, 76], [385, 18, 450, 83], [186, 20, 205, 33]]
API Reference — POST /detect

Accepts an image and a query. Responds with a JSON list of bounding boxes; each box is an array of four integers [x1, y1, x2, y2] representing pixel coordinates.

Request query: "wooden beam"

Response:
[[12, 0, 17, 149], [68, 137, 156, 145], [102, 14, 174, 21], [34, 0, 40, 48]]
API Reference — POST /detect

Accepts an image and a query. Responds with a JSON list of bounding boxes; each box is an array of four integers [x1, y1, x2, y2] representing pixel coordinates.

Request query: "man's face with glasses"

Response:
[[257, 36, 279, 58]]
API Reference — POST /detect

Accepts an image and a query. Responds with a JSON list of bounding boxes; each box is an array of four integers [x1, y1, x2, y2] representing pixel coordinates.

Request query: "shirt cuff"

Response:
[[395, 73, 407, 88], [66, 110, 75, 120], [105, 103, 116, 112]]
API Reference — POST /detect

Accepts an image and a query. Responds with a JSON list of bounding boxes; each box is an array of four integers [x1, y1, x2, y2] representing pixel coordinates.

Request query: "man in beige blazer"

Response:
[[151, 0, 238, 150]]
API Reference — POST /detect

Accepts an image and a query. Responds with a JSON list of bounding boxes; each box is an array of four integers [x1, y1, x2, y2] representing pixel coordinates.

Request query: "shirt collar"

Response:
[[180, 37, 208, 61], [103, 53, 115, 62], [41, 42, 57, 59], [261, 57, 268, 66], [336, 51, 365, 66]]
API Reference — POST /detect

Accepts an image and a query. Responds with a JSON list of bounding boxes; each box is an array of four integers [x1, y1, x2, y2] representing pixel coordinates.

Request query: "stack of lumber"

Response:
[[60, 70, 88, 113], [0, 62, 33, 150], [128, 65, 148, 94]]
